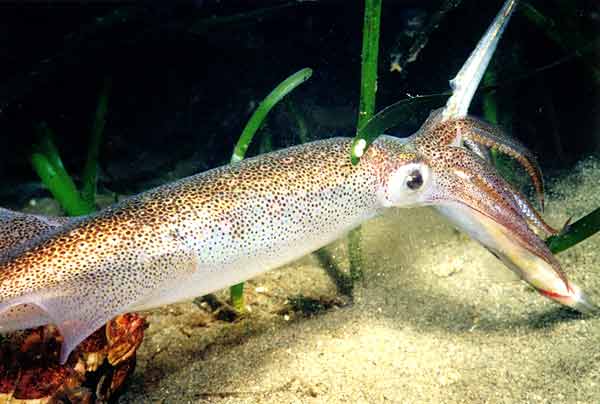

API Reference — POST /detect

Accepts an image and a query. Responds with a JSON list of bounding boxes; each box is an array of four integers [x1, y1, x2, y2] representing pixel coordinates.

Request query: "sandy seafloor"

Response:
[[118, 157, 600, 404]]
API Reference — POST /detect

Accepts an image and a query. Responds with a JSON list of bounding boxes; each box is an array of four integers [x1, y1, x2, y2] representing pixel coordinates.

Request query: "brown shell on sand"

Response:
[[0, 313, 146, 403]]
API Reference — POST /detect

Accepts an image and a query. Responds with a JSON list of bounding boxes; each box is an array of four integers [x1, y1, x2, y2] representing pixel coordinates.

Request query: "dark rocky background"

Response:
[[0, 0, 597, 208]]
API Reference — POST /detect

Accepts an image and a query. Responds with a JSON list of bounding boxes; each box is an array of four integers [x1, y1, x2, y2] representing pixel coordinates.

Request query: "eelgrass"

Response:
[[351, 93, 449, 162], [357, 0, 382, 132], [82, 77, 111, 208], [31, 125, 92, 216], [520, 2, 600, 85], [31, 78, 110, 217], [229, 67, 313, 312], [547, 208, 600, 254], [188, 2, 311, 35], [284, 99, 309, 144], [347, 0, 383, 284], [231, 68, 313, 163]]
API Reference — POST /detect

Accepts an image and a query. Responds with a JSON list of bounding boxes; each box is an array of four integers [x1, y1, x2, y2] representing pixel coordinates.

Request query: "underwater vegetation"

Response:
[[0, 0, 598, 402], [30, 78, 110, 217]]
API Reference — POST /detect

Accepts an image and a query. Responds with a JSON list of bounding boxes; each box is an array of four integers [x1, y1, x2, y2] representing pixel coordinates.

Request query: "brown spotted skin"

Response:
[[414, 109, 546, 212], [0, 209, 70, 259], [0, 136, 414, 363], [0, 113, 593, 363]]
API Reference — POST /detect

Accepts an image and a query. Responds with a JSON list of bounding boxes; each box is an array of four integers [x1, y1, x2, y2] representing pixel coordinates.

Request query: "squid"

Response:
[[0, 0, 595, 364]]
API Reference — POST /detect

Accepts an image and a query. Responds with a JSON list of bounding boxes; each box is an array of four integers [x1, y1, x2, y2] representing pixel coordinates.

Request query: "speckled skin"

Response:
[[412, 110, 557, 236], [0, 208, 70, 259], [6, 0, 582, 369], [0, 113, 594, 364], [0, 136, 415, 362]]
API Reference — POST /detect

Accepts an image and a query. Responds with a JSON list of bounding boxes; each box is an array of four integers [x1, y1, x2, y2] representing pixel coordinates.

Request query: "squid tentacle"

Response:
[[429, 146, 569, 288], [413, 112, 545, 214], [458, 117, 545, 212], [448, 144, 558, 236], [501, 184, 559, 236]]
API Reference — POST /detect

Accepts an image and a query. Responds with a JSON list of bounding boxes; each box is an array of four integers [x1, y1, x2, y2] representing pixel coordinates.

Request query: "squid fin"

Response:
[[0, 246, 200, 364]]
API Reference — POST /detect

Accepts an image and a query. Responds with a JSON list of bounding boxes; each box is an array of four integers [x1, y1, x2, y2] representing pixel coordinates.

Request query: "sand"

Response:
[[118, 157, 600, 404]]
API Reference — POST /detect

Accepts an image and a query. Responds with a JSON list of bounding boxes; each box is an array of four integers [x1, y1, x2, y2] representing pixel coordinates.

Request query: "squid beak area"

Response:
[[428, 148, 598, 314]]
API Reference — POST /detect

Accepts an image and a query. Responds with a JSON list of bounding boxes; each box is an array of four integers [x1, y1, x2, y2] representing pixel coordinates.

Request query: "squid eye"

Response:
[[406, 169, 423, 190]]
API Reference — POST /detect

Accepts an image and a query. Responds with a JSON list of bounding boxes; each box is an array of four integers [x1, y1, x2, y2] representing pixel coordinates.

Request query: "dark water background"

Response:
[[0, 0, 597, 207]]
